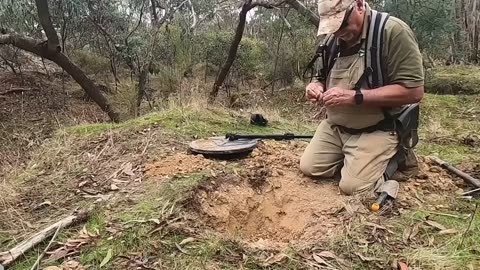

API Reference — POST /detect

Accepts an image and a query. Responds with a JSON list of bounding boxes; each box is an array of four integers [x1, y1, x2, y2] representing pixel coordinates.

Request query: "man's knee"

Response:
[[299, 153, 336, 177], [338, 179, 357, 195], [339, 175, 376, 195], [300, 153, 315, 176]]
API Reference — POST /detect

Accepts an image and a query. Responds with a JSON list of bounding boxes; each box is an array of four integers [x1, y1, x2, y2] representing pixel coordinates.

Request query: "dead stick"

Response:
[[430, 156, 480, 188], [29, 224, 61, 270], [462, 187, 480, 196], [0, 210, 89, 267]]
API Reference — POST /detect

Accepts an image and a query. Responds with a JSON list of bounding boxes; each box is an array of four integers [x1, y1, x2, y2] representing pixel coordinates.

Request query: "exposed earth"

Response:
[[144, 140, 466, 250]]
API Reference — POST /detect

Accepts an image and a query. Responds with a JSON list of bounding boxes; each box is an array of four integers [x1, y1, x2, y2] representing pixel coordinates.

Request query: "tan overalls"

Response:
[[300, 14, 399, 195]]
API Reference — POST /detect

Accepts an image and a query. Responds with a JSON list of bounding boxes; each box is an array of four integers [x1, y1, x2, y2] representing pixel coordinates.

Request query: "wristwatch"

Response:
[[354, 89, 363, 105]]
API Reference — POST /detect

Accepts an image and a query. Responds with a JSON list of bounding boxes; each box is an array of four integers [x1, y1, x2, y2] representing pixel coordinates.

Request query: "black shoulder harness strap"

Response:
[[305, 9, 390, 87], [366, 10, 390, 88]]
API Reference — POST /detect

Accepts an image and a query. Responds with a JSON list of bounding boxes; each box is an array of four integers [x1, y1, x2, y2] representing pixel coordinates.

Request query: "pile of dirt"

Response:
[[145, 153, 214, 179]]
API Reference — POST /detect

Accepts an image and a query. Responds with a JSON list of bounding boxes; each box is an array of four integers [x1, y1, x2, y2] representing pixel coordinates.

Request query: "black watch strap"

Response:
[[354, 89, 363, 105]]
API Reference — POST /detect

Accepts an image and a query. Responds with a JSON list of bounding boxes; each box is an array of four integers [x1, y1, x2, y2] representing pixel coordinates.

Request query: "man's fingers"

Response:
[[322, 93, 335, 102], [324, 99, 336, 107]]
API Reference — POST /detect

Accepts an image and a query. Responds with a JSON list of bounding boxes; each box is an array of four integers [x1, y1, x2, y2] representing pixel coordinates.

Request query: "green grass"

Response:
[[397, 201, 480, 269], [64, 106, 316, 138], [418, 93, 479, 164], [425, 65, 480, 95]]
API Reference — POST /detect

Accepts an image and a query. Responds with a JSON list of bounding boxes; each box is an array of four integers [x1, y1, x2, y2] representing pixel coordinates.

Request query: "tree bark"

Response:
[[209, 0, 253, 102], [137, 67, 149, 115], [271, 8, 289, 95], [35, 0, 61, 52], [0, 34, 120, 122], [151, 0, 159, 25]]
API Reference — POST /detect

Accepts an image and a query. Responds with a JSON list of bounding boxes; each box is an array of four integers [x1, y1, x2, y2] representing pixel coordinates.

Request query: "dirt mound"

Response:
[[145, 153, 214, 179]]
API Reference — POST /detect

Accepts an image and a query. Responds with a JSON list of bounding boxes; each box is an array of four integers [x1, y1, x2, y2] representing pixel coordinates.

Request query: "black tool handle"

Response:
[[225, 133, 313, 141], [371, 192, 389, 212]]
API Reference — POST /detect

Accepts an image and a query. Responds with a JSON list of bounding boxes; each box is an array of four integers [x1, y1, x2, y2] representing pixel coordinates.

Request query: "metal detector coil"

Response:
[[189, 136, 258, 158]]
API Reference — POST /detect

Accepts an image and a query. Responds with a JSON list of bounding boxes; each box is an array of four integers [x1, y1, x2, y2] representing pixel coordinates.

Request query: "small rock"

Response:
[[110, 184, 119, 191], [272, 180, 282, 189], [78, 181, 88, 187]]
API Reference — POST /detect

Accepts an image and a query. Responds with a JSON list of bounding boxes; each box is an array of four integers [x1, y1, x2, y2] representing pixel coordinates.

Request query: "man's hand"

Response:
[[322, 87, 356, 107], [305, 82, 324, 103]]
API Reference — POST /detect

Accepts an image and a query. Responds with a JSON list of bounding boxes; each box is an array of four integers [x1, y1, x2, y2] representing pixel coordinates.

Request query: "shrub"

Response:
[[70, 49, 111, 75]]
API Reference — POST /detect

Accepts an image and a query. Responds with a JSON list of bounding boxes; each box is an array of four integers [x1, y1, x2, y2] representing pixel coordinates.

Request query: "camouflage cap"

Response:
[[317, 0, 356, 36]]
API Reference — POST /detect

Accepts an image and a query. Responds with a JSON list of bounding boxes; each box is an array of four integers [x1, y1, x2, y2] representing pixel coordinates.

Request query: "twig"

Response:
[[424, 210, 470, 220], [457, 203, 478, 250], [462, 187, 480, 196], [29, 224, 62, 270], [141, 133, 152, 155]]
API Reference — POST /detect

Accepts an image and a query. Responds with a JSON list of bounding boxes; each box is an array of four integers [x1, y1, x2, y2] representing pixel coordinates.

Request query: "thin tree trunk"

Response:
[[137, 67, 149, 115], [209, 0, 253, 102], [272, 8, 289, 95], [151, 0, 159, 25], [35, 0, 60, 52]]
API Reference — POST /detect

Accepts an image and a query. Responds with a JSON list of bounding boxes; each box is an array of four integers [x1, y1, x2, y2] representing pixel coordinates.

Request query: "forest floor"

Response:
[[0, 68, 479, 270]]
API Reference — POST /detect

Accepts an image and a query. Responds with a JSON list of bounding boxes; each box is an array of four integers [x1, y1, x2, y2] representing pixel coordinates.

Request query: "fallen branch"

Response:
[[430, 156, 480, 188], [0, 210, 89, 267]]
